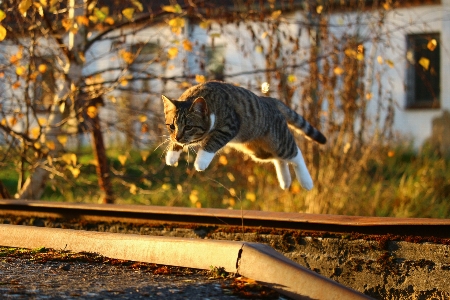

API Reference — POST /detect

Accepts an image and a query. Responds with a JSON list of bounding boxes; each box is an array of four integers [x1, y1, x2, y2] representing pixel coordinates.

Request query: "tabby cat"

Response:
[[162, 81, 326, 190]]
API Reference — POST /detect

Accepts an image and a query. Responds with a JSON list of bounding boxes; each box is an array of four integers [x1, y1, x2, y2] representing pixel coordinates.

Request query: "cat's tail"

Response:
[[275, 101, 327, 144]]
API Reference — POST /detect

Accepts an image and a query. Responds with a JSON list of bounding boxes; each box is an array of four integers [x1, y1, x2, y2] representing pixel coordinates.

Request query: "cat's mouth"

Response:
[[174, 139, 200, 147]]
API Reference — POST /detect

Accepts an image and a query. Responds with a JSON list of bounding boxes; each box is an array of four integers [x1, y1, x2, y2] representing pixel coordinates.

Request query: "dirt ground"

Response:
[[1, 215, 450, 299]]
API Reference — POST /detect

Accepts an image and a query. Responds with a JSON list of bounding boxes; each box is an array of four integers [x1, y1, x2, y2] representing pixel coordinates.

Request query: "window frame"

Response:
[[405, 32, 441, 109]]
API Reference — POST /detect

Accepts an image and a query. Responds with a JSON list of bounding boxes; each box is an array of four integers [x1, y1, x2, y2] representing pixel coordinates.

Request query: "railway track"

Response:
[[1, 199, 450, 299], [1, 199, 450, 238]]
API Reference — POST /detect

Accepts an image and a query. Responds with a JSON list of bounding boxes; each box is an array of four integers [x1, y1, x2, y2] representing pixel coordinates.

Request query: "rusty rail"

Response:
[[1, 200, 450, 238]]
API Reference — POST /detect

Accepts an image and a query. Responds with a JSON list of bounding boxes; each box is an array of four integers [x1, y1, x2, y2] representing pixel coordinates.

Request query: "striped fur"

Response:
[[162, 81, 326, 190]]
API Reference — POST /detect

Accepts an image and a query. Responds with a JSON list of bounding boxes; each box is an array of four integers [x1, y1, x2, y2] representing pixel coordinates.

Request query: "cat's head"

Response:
[[162, 95, 213, 146]]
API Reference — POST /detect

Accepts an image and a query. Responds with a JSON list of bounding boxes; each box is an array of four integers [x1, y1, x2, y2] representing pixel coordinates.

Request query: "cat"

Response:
[[161, 81, 326, 190]]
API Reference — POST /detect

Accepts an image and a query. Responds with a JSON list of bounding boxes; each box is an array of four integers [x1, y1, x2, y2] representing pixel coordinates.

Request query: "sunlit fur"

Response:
[[161, 81, 326, 190]]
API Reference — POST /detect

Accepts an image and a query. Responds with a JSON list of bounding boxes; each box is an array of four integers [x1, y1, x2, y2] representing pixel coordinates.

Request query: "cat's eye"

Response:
[[185, 125, 193, 131], [168, 124, 175, 130]]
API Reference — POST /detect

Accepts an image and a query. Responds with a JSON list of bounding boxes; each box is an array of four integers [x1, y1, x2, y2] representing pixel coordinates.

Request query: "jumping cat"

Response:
[[161, 81, 326, 190]]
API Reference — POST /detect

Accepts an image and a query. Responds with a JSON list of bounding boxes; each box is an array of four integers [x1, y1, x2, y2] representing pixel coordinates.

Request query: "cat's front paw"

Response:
[[194, 150, 215, 171], [166, 150, 181, 166]]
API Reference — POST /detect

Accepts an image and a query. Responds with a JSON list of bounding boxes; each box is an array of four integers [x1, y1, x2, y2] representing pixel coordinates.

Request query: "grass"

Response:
[[1, 144, 449, 218]]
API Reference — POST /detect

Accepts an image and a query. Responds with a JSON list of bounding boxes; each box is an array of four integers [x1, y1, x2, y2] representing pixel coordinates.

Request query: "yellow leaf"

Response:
[[38, 64, 47, 73], [86, 106, 98, 118], [119, 49, 134, 64], [122, 8, 135, 21], [287, 74, 297, 83], [182, 39, 193, 52], [167, 47, 178, 59], [12, 81, 21, 89], [162, 4, 182, 13], [57, 135, 68, 146], [100, 6, 109, 16], [427, 39, 437, 51], [168, 17, 185, 34], [227, 172, 235, 182], [189, 190, 198, 204], [246, 192, 256, 202], [89, 15, 98, 23], [59, 101, 66, 113], [67, 166, 80, 178], [118, 154, 127, 166], [255, 45, 263, 53], [61, 19, 73, 31], [120, 79, 128, 86], [78, 51, 85, 62], [199, 20, 211, 29], [377, 56, 383, 64], [19, 0, 32, 16], [270, 10, 281, 20], [162, 183, 171, 190], [229, 187, 236, 197], [138, 114, 147, 122], [344, 48, 356, 58], [104, 16, 114, 25], [9, 116, 18, 126], [34, 142, 41, 149], [0, 25, 6, 42], [418, 57, 430, 70], [316, 5, 323, 14], [366, 92, 373, 100], [46, 140, 55, 150], [195, 74, 205, 83], [94, 7, 108, 22], [218, 155, 228, 165], [334, 67, 344, 75], [0, 10, 6, 22], [16, 65, 26, 76], [140, 150, 150, 162], [71, 168, 80, 178], [179, 81, 191, 88], [76, 15, 89, 26], [38, 118, 47, 126], [30, 127, 40, 138], [129, 184, 137, 195], [131, 0, 143, 12], [62, 153, 77, 166], [386, 59, 394, 68]]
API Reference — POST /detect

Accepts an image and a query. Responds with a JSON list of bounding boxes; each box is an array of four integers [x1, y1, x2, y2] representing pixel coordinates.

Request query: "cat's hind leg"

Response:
[[290, 146, 313, 190], [273, 159, 291, 190]]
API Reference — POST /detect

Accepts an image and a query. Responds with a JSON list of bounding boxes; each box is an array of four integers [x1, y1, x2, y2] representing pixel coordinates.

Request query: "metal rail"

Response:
[[1, 200, 450, 238]]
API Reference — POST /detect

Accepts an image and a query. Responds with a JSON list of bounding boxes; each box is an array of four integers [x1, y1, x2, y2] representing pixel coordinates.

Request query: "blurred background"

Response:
[[0, 0, 449, 218]]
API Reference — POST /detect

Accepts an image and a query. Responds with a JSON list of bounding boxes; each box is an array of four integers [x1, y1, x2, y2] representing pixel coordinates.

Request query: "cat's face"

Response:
[[162, 95, 210, 146]]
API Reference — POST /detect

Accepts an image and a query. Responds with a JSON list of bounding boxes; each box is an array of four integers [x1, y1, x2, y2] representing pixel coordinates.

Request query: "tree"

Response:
[[0, 0, 204, 202]]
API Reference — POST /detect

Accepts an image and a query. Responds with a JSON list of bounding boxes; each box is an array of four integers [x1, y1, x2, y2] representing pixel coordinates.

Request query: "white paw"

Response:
[[194, 150, 215, 171], [273, 160, 292, 190], [300, 175, 313, 191], [291, 148, 314, 191], [279, 178, 292, 190], [166, 150, 181, 166]]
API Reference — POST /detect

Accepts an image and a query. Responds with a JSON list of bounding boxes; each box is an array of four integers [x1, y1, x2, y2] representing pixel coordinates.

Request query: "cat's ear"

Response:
[[162, 95, 176, 112], [190, 97, 208, 115]]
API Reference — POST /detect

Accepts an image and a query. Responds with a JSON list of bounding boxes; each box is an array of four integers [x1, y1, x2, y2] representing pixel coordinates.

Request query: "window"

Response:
[[406, 33, 440, 109]]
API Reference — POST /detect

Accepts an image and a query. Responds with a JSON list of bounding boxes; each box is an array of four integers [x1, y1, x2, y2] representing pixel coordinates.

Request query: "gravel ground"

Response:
[[0, 247, 286, 300]]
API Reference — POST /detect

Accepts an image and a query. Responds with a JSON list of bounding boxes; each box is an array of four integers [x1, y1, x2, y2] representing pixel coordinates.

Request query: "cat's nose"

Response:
[[175, 133, 184, 142]]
